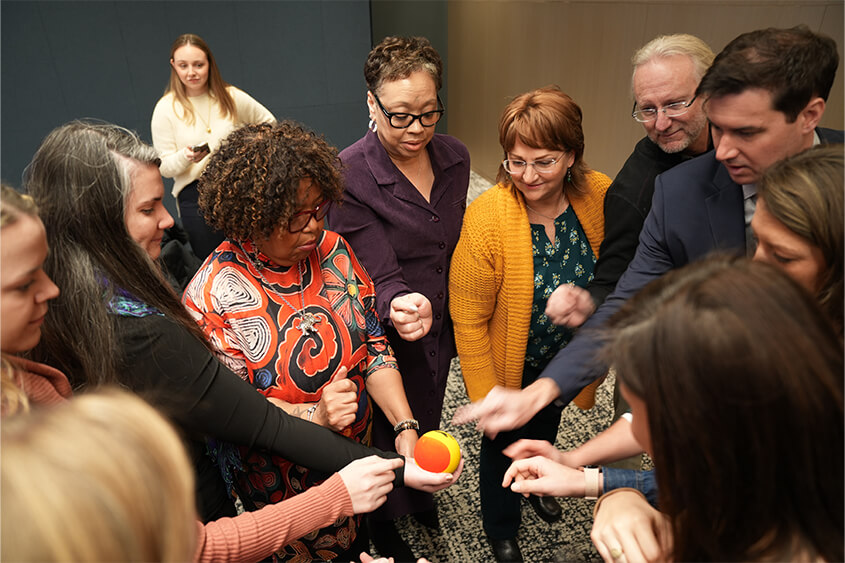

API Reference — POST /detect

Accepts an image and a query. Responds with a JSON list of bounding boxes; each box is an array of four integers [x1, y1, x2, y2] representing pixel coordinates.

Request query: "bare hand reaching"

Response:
[[403, 456, 464, 493], [390, 293, 433, 342], [503, 455, 589, 498], [592, 490, 672, 563], [545, 284, 595, 327], [452, 380, 559, 439], [503, 439, 566, 465], [337, 455, 403, 514]]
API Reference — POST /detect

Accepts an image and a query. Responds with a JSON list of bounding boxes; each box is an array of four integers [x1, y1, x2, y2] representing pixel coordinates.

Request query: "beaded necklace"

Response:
[[238, 242, 321, 335]]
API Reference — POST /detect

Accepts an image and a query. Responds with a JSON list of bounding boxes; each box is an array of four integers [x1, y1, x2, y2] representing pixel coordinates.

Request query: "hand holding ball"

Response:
[[414, 430, 461, 473]]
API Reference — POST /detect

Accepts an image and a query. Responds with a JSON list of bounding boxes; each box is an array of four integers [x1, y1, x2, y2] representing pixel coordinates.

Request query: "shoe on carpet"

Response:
[[488, 536, 524, 562], [527, 494, 562, 523]]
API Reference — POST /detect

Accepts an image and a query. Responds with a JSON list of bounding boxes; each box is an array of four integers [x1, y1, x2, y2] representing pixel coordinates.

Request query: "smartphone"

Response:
[[191, 142, 209, 153]]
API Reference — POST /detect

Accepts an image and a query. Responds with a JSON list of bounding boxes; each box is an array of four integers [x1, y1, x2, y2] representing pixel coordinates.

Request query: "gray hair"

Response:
[[24, 120, 197, 389], [631, 34, 715, 93]]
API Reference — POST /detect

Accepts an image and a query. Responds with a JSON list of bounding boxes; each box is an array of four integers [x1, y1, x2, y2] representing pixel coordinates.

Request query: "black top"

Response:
[[587, 136, 701, 305], [115, 313, 403, 522]]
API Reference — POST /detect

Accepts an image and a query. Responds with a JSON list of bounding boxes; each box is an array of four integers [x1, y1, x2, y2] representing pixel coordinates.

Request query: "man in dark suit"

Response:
[[456, 25, 843, 436]]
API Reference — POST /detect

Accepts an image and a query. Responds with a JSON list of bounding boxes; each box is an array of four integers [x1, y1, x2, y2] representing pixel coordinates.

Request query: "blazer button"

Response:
[[436, 266, 443, 274], [438, 242, 446, 249]]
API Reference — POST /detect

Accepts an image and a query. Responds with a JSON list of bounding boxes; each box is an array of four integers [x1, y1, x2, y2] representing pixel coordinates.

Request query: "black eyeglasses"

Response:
[[287, 199, 331, 233], [373, 93, 445, 128]]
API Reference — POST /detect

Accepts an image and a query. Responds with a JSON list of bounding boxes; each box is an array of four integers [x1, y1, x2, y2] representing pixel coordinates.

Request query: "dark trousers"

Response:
[[177, 180, 224, 261], [480, 365, 562, 540]]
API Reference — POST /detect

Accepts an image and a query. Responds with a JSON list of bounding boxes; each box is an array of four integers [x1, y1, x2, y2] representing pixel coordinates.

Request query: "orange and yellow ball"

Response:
[[414, 430, 461, 473]]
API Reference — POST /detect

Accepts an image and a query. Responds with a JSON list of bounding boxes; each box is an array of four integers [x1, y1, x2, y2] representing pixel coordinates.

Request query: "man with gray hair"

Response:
[[547, 34, 715, 325], [527, 34, 716, 487]]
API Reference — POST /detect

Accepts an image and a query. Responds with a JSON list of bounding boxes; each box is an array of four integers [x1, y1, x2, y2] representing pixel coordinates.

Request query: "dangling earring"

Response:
[[566, 167, 572, 183], [368, 116, 377, 133]]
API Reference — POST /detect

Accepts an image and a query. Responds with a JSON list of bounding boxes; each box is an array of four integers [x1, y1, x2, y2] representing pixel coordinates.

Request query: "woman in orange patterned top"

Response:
[[182, 121, 432, 562]]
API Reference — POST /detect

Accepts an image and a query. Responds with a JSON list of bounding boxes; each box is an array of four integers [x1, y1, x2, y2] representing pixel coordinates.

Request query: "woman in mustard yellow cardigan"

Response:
[[450, 86, 610, 562]]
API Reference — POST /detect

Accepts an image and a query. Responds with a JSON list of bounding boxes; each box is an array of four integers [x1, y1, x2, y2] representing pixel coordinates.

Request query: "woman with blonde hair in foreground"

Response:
[[1, 389, 197, 562]]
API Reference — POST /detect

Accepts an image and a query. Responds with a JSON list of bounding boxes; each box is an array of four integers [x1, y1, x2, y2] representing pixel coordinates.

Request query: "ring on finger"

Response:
[[610, 547, 624, 559]]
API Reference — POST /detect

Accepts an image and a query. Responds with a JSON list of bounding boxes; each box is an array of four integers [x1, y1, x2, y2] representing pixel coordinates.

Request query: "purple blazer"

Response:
[[328, 129, 470, 518]]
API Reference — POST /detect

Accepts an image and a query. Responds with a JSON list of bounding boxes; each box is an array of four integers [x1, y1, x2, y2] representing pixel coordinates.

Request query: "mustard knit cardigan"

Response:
[[450, 170, 611, 402]]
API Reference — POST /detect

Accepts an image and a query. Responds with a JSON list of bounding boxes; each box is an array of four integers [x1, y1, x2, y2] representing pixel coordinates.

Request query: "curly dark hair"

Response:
[[198, 121, 344, 241], [364, 36, 443, 94]]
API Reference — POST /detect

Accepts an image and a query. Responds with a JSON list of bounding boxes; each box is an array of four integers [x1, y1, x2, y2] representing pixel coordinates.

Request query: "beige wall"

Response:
[[447, 1, 844, 183]]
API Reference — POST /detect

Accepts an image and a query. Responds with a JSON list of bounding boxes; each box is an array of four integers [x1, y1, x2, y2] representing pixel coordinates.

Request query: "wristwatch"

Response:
[[584, 465, 601, 500], [393, 418, 420, 438]]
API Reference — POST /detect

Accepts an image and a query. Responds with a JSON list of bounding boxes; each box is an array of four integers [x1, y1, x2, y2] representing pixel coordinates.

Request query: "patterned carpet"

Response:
[[373, 358, 619, 562]]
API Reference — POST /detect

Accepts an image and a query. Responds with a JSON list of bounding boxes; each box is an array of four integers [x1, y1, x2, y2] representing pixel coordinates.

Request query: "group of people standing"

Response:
[[1, 23, 842, 563]]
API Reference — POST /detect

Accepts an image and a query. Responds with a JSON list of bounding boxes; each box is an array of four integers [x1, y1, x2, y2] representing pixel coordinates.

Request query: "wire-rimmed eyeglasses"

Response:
[[502, 154, 566, 175], [631, 96, 697, 122]]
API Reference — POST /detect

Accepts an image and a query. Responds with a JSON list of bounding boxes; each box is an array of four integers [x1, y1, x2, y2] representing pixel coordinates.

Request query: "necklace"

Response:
[[525, 193, 568, 221], [238, 243, 321, 336], [195, 94, 212, 134]]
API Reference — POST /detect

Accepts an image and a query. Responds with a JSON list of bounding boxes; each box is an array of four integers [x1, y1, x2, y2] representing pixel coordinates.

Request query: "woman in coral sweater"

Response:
[[449, 86, 610, 562]]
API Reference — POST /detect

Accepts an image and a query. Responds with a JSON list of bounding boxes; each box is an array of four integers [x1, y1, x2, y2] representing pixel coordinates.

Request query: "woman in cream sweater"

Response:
[[151, 33, 275, 259]]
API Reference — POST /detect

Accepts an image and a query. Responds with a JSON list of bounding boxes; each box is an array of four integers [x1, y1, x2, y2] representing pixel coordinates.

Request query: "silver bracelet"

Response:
[[306, 404, 317, 423], [393, 418, 419, 438]]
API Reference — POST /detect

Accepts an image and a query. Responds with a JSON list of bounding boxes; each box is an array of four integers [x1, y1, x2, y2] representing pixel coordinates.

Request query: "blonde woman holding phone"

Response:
[[151, 33, 275, 259]]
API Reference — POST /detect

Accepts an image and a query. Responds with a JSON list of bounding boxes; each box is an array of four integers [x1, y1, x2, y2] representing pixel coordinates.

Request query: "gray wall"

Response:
[[370, 0, 449, 132], [1, 1, 372, 214]]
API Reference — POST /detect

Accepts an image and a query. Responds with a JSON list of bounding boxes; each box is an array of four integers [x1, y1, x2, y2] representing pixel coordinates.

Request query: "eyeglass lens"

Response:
[[503, 158, 558, 174], [288, 200, 331, 232]]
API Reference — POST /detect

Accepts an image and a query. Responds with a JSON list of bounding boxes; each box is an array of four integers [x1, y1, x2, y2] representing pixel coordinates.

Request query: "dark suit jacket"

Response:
[[543, 127, 844, 405], [587, 136, 704, 305]]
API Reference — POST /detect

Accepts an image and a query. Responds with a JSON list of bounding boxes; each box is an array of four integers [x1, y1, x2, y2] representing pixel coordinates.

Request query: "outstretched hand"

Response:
[[403, 456, 464, 493], [503, 455, 588, 498], [338, 455, 403, 514], [503, 439, 565, 465], [452, 382, 557, 439], [545, 284, 595, 327]]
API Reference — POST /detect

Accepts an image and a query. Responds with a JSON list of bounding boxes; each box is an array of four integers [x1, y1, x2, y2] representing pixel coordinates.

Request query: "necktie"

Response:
[[744, 192, 758, 256]]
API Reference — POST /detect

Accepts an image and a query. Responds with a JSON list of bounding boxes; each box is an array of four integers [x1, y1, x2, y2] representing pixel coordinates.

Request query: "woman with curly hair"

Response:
[[183, 121, 438, 562], [151, 33, 275, 259]]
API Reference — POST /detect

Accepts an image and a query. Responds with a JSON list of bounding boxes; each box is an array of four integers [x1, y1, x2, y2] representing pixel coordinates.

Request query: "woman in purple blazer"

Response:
[[327, 36, 470, 558]]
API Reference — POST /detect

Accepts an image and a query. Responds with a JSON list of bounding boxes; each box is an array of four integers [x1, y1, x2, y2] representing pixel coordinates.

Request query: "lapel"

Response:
[[703, 160, 745, 251], [361, 131, 462, 209]]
